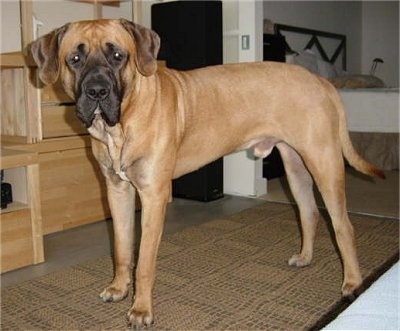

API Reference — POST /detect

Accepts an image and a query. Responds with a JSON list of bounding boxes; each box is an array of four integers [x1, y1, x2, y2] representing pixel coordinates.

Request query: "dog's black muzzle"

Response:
[[85, 74, 110, 101], [76, 66, 122, 127]]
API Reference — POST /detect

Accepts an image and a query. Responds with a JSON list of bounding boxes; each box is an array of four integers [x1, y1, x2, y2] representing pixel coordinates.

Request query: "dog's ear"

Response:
[[30, 24, 69, 85], [120, 19, 160, 77]]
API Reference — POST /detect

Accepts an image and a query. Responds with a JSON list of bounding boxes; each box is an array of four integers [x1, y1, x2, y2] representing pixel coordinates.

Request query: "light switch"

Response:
[[241, 35, 250, 50]]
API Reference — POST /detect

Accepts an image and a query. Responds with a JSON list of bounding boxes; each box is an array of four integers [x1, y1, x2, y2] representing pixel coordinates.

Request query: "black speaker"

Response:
[[1, 170, 13, 209], [262, 34, 286, 180], [152, 1, 223, 70], [152, 1, 224, 202], [172, 158, 224, 202]]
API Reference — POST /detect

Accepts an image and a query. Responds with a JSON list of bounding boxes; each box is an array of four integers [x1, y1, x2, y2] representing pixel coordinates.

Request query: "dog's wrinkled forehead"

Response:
[[59, 20, 133, 59]]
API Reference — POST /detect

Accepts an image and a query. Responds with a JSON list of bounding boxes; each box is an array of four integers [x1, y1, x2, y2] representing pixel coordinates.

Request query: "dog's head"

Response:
[[30, 19, 160, 127]]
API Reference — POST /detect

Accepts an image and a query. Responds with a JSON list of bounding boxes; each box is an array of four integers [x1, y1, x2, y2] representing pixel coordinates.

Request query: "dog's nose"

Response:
[[85, 80, 110, 100]]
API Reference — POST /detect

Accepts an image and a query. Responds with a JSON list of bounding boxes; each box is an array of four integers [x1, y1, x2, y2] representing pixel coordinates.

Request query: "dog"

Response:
[[30, 19, 384, 328]]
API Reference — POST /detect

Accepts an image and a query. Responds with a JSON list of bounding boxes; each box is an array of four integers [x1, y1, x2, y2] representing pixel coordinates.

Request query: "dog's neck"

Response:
[[88, 114, 128, 181]]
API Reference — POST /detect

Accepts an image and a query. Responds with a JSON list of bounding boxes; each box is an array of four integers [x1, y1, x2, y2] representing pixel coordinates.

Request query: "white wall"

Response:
[[33, 1, 132, 34], [263, 1, 399, 87], [361, 1, 399, 88], [222, 0, 266, 197], [0, 0, 132, 52], [263, 1, 362, 74], [0, 1, 21, 52]]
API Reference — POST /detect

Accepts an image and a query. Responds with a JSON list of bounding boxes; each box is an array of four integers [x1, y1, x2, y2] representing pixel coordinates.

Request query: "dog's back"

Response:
[[161, 62, 383, 180]]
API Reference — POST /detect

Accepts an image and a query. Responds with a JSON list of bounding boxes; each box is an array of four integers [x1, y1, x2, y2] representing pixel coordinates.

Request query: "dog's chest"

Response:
[[88, 115, 129, 181]]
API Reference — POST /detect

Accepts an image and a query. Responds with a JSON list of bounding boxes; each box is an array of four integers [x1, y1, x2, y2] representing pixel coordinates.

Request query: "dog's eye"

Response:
[[113, 51, 123, 61], [71, 54, 80, 64]]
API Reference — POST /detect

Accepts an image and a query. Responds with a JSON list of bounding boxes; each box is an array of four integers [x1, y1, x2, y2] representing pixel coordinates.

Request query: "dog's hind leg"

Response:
[[276, 142, 320, 267], [301, 145, 362, 296]]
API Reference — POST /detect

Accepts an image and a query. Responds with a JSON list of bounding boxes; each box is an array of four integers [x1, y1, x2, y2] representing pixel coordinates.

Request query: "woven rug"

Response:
[[1, 203, 398, 330]]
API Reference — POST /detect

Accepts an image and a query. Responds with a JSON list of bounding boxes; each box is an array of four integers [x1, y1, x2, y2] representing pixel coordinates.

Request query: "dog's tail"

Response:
[[330, 83, 386, 179]]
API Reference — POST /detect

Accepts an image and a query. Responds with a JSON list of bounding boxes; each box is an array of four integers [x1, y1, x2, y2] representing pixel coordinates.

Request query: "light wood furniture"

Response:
[[0, 0, 113, 235], [1, 51, 112, 234], [0, 1, 144, 238], [2, 137, 112, 234], [0, 148, 44, 273], [0, 52, 84, 143]]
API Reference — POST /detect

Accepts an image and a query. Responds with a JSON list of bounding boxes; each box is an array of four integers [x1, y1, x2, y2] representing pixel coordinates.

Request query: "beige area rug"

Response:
[[1, 203, 399, 330]]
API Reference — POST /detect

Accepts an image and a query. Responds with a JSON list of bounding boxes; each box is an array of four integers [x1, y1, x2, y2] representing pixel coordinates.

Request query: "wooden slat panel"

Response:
[[3, 140, 141, 236], [2, 136, 91, 154], [0, 208, 34, 273], [0, 52, 36, 68], [0, 148, 38, 169], [26, 163, 44, 264], [20, 0, 34, 52], [38, 147, 110, 234], [42, 105, 87, 138], [24, 67, 42, 143], [1, 68, 26, 137], [41, 81, 74, 104]]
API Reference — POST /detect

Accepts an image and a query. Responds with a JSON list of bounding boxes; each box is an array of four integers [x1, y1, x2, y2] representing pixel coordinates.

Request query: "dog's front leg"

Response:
[[127, 184, 170, 328], [100, 177, 136, 302]]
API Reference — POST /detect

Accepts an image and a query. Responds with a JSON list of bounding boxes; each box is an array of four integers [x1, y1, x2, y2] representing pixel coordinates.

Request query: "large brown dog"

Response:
[[31, 19, 384, 328]]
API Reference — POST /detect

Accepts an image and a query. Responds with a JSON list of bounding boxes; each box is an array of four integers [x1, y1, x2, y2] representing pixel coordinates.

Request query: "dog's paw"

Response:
[[288, 253, 312, 267], [341, 278, 362, 298], [99, 285, 129, 302], [127, 306, 154, 329]]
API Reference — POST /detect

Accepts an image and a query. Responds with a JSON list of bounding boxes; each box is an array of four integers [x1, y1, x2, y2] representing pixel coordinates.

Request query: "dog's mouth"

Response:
[[76, 96, 120, 128]]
